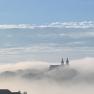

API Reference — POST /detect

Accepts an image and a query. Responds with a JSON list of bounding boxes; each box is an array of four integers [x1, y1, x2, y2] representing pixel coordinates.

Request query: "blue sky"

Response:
[[0, 0, 94, 24]]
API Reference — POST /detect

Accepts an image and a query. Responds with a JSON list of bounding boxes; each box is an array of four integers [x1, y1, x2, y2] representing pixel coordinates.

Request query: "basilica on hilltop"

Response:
[[49, 57, 69, 70]]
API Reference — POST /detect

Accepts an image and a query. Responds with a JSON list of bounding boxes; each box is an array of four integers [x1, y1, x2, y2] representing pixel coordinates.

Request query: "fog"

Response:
[[0, 57, 94, 94]]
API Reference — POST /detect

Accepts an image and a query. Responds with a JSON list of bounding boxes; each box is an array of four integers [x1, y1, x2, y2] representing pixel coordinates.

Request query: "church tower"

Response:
[[66, 57, 69, 65], [61, 58, 64, 65]]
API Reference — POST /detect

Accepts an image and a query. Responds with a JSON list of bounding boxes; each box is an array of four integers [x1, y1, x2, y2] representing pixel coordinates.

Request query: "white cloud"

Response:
[[1, 57, 94, 94], [0, 21, 94, 29], [0, 24, 34, 29], [71, 57, 94, 73], [0, 61, 49, 72]]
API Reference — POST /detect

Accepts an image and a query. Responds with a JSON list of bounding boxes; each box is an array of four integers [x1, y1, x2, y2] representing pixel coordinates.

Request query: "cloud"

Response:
[[64, 31, 94, 38], [0, 57, 94, 82], [1, 46, 94, 64], [0, 24, 34, 29], [71, 57, 94, 73], [0, 61, 49, 72], [0, 46, 61, 56], [0, 21, 94, 29], [1, 57, 94, 94]]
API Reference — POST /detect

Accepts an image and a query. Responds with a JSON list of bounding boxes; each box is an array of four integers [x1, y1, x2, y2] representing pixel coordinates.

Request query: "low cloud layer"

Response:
[[0, 57, 94, 94], [0, 61, 49, 72], [0, 22, 94, 63], [0, 21, 94, 29]]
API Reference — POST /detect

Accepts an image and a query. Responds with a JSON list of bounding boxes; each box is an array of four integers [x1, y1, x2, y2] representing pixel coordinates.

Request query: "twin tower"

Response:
[[61, 58, 69, 66], [49, 57, 69, 70]]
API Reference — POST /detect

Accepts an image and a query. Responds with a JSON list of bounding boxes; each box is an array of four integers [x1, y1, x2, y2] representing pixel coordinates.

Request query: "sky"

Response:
[[0, 0, 94, 63], [0, 0, 94, 24]]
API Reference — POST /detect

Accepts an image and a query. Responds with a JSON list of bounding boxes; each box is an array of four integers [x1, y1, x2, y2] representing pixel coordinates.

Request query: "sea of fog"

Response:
[[0, 26, 94, 63], [0, 22, 94, 94], [0, 57, 94, 94]]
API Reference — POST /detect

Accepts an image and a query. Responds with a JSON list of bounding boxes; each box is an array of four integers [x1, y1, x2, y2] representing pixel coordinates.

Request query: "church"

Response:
[[49, 58, 69, 70]]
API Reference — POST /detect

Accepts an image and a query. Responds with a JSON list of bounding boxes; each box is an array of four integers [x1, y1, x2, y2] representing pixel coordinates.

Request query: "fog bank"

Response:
[[0, 57, 94, 94]]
